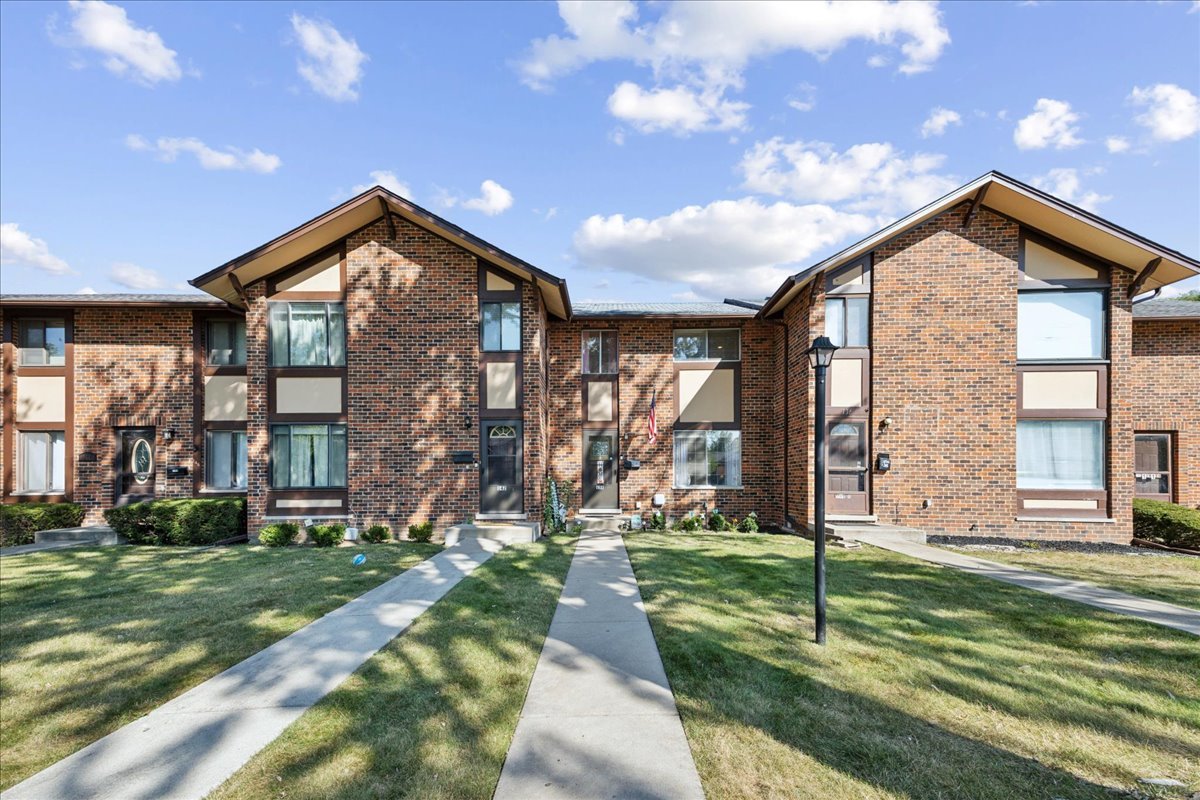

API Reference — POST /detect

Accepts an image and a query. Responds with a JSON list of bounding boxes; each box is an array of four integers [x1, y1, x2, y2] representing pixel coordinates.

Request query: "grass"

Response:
[[209, 533, 577, 800], [0, 542, 438, 790], [625, 531, 1199, 800], [936, 546, 1200, 610]]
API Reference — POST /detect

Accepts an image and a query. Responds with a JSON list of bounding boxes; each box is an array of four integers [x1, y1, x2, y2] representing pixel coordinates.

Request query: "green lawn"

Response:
[[0, 542, 439, 791], [209, 533, 577, 800], [938, 546, 1200, 610], [626, 532, 1199, 800]]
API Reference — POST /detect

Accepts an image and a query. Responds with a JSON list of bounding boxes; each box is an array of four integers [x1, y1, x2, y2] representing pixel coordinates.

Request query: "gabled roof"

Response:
[[1133, 298, 1200, 320], [759, 171, 1200, 317], [0, 293, 226, 308], [573, 301, 756, 319], [190, 186, 572, 319]]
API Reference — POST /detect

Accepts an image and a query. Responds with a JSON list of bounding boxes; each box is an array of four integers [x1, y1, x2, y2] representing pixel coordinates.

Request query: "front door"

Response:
[[827, 421, 869, 515], [481, 422, 523, 514], [582, 429, 619, 510], [115, 427, 156, 504]]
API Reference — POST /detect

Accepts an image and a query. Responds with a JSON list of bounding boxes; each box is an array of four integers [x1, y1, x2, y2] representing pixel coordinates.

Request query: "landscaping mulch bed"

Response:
[[928, 535, 1186, 557]]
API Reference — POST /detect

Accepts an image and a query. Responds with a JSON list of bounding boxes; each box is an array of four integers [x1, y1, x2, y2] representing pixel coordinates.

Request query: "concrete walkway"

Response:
[[2, 537, 505, 800], [0, 540, 89, 557], [854, 532, 1200, 636], [495, 530, 703, 800]]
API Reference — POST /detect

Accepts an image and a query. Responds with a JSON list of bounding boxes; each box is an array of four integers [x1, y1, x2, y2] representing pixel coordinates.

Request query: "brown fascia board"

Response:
[[0, 297, 228, 309], [189, 186, 572, 318]]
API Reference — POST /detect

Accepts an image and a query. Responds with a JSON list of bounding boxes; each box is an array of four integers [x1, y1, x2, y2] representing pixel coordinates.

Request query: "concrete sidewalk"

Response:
[[2, 538, 504, 800], [854, 532, 1200, 636], [495, 530, 703, 800]]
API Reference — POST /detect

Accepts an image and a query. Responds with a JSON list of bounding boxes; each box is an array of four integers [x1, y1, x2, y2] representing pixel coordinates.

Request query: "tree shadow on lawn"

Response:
[[0, 543, 439, 790], [625, 533, 1199, 799]]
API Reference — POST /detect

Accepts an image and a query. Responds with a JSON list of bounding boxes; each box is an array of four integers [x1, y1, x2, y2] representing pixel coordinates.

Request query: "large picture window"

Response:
[[583, 330, 618, 374], [17, 319, 66, 366], [673, 430, 742, 488], [1017, 420, 1104, 490], [17, 431, 66, 493], [482, 302, 521, 351], [270, 424, 347, 488], [269, 303, 346, 366], [673, 329, 740, 361], [825, 297, 869, 348], [207, 320, 247, 366], [206, 430, 248, 490], [1017, 290, 1105, 361]]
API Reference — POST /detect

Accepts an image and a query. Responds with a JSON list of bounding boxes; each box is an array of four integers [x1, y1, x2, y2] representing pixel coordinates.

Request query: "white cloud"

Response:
[[59, 0, 182, 85], [607, 81, 748, 134], [1105, 136, 1130, 154], [1161, 275, 1200, 298], [738, 138, 958, 215], [290, 14, 367, 102], [866, 54, 889, 68], [77, 286, 98, 294], [1030, 168, 1110, 212], [1129, 83, 1200, 142], [920, 106, 961, 138], [0, 222, 74, 275], [126, 134, 281, 173], [444, 180, 514, 216], [787, 82, 817, 112], [351, 170, 412, 198], [1013, 98, 1083, 150], [110, 262, 166, 290], [573, 197, 875, 299]]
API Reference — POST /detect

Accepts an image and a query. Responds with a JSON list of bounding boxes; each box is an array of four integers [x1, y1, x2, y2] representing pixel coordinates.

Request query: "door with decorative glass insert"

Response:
[[582, 429, 619, 510], [481, 422, 523, 514], [827, 421, 869, 515], [115, 427, 155, 505]]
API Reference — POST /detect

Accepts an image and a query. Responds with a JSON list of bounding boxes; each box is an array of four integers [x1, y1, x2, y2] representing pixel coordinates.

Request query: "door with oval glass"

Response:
[[827, 421, 869, 515], [481, 421, 523, 514], [115, 427, 156, 504]]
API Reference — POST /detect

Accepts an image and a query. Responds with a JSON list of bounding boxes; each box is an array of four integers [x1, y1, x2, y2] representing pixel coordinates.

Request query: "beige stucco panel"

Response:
[[274, 252, 341, 294], [277, 498, 344, 509], [15, 376, 66, 422], [587, 381, 614, 421], [204, 375, 248, 421], [485, 271, 516, 292], [678, 369, 735, 423], [1023, 498, 1099, 510], [830, 359, 864, 408], [485, 362, 518, 409], [1023, 239, 1101, 281], [1023, 370, 1098, 410], [276, 377, 343, 414]]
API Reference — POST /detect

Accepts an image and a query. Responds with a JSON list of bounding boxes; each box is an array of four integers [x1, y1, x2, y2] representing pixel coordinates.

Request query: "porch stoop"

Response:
[[443, 522, 542, 547], [825, 522, 927, 545], [572, 515, 625, 532], [34, 526, 126, 547]]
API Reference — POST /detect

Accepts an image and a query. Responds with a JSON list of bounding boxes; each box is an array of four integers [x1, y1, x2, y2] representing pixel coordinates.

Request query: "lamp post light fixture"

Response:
[[807, 335, 838, 645]]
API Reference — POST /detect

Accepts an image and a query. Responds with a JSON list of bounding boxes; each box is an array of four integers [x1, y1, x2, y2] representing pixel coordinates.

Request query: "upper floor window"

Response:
[[1017, 290, 1105, 361], [268, 302, 345, 366], [207, 320, 246, 366], [674, 328, 740, 361], [825, 297, 869, 348], [482, 302, 520, 351], [583, 330, 618, 374], [17, 319, 66, 366]]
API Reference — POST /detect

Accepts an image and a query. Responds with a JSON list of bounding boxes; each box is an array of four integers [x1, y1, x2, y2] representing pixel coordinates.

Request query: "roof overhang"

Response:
[[190, 187, 572, 319], [759, 171, 1200, 317]]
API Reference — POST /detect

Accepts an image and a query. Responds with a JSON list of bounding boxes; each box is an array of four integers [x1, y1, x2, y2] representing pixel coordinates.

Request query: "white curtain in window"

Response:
[[21, 433, 47, 493], [269, 305, 289, 365], [289, 304, 328, 365], [233, 432, 247, 489], [1017, 291, 1103, 360], [50, 433, 65, 491], [825, 300, 846, 347], [210, 431, 232, 488], [846, 297, 869, 347], [1017, 420, 1103, 489], [673, 431, 741, 488]]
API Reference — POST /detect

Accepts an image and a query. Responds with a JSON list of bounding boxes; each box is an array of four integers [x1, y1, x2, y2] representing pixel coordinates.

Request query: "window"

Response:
[[825, 297, 869, 348], [269, 303, 346, 366], [206, 430, 247, 490], [207, 320, 246, 366], [482, 302, 520, 351], [673, 329, 740, 361], [1135, 433, 1172, 500], [583, 330, 618, 374], [17, 319, 66, 366], [1017, 290, 1105, 361], [674, 430, 742, 488], [1017, 420, 1104, 490], [17, 431, 65, 493], [270, 424, 347, 488]]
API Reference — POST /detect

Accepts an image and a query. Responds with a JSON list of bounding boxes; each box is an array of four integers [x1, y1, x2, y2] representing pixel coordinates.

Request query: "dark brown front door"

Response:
[[481, 422, 523, 514], [582, 429, 619, 510], [828, 421, 869, 515], [115, 427, 155, 504]]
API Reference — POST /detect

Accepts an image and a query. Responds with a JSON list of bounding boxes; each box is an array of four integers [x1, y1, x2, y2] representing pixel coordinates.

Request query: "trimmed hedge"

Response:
[[362, 524, 391, 543], [259, 523, 299, 547], [408, 521, 434, 542], [0, 503, 86, 547], [308, 523, 345, 548], [104, 498, 246, 546], [1133, 499, 1200, 550]]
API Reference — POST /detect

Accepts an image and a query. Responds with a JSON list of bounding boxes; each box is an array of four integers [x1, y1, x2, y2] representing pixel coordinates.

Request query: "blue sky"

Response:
[[2, 0, 1198, 302]]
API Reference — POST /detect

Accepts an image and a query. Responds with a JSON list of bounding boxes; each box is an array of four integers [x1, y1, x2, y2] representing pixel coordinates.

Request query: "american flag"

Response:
[[647, 389, 658, 444]]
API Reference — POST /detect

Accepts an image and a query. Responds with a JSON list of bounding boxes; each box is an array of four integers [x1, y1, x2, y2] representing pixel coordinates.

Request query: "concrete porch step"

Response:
[[825, 522, 927, 545], [444, 522, 541, 547], [34, 526, 126, 546], [572, 517, 624, 532]]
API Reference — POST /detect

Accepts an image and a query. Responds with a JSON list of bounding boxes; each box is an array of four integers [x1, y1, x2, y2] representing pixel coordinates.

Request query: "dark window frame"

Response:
[[268, 423, 348, 489], [205, 429, 248, 492], [824, 256, 871, 296], [481, 301, 522, 352], [16, 429, 67, 494], [824, 296, 870, 349], [1134, 431, 1174, 502], [1016, 287, 1109, 363], [267, 301, 347, 367], [16, 317, 67, 366], [582, 329, 619, 375], [206, 319, 247, 366], [672, 327, 741, 362], [672, 429, 743, 489]]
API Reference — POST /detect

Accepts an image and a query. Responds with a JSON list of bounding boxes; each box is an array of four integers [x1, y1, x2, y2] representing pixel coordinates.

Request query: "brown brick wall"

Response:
[[1131, 318, 1200, 508]]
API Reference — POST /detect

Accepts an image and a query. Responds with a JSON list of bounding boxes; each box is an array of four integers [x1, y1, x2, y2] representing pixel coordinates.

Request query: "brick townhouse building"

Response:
[[3, 172, 1197, 543]]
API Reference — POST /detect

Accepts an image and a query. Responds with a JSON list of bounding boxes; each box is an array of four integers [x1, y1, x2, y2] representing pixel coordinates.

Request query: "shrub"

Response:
[[671, 515, 704, 532], [645, 510, 666, 531], [259, 522, 299, 548], [0, 503, 85, 547], [737, 512, 760, 533], [105, 498, 245, 546], [362, 524, 391, 543], [308, 523, 345, 548], [1133, 499, 1200, 550], [408, 521, 434, 542], [707, 511, 734, 532]]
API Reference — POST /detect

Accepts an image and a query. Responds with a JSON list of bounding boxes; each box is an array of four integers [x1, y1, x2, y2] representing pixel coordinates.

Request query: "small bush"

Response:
[[105, 498, 245, 546], [408, 521, 434, 542], [259, 522, 300, 548], [362, 524, 391, 543], [308, 523, 345, 548], [737, 512, 760, 533], [1133, 499, 1200, 550], [645, 510, 667, 531], [671, 515, 704, 532], [0, 503, 85, 547], [707, 511, 734, 532]]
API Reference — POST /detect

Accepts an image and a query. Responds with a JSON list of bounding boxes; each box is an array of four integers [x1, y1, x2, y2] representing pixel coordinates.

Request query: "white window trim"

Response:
[[672, 430, 743, 490], [672, 328, 741, 362]]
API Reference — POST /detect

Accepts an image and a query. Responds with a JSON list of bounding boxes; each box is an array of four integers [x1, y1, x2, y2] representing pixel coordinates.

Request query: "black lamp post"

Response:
[[807, 335, 838, 645]]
